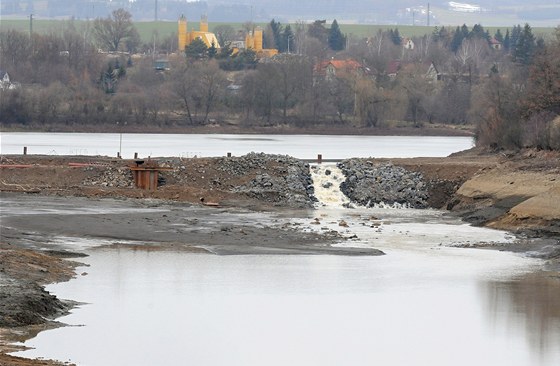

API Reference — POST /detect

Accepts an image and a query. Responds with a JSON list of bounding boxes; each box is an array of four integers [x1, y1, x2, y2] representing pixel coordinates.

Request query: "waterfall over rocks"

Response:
[[310, 164, 352, 208]]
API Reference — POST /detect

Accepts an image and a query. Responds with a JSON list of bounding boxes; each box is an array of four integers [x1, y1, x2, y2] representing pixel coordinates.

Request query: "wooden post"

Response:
[[317, 154, 322, 164], [134, 152, 138, 159], [23, 146, 27, 155]]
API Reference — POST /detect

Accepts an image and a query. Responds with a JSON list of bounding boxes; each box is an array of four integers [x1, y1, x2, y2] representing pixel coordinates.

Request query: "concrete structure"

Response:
[[178, 15, 220, 51]]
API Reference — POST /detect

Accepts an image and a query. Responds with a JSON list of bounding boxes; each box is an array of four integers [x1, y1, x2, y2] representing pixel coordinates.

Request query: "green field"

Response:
[[0, 19, 556, 44]]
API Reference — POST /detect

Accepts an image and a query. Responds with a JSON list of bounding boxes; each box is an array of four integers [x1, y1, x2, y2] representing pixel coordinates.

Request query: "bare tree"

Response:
[[272, 55, 311, 120], [93, 8, 139, 52], [198, 60, 227, 124], [0, 30, 32, 79], [293, 21, 307, 55], [171, 61, 199, 125]]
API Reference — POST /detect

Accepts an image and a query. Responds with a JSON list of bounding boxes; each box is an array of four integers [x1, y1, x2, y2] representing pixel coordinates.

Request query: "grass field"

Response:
[[0, 19, 556, 44]]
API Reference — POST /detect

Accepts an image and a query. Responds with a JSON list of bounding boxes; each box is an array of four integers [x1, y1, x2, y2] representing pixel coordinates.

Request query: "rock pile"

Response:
[[338, 159, 428, 208], [82, 166, 133, 188], [223, 153, 316, 207]]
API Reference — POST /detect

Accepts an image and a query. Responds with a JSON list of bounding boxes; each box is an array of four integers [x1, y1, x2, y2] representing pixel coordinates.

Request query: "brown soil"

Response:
[[0, 242, 80, 366], [0, 155, 289, 208]]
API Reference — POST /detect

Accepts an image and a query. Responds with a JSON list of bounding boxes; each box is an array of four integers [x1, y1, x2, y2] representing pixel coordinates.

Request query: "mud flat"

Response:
[[0, 192, 381, 365]]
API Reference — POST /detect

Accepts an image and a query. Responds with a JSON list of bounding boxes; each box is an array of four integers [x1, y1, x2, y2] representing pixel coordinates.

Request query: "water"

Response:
[[14, 234, 560, 366], [13, 205, 560, 365], [0, 132, 473, 158], [310, 164, 350, 207]]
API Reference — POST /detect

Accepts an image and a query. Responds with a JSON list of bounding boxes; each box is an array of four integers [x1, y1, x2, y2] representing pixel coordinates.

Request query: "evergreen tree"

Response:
[[208, 40, 218, 58], [510, 25, 522, 53], [185, 38, 208, 60], [282, 25, 294, 53], [431, 26, 440, 42], [450, 26, 463, 53], [461, 24, 470, 39], [513, 23, 536, 65], [470, 24, 485, 39], [390, 28, 402, 45], [494, 29, 504, 43], [503, 29, 511, 51], [269, 19, 284, 51], [328, 19, 346, 51]]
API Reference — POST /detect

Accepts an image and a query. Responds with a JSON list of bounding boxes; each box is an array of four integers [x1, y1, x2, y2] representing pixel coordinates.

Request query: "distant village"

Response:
[[1, 8, 558, 151]]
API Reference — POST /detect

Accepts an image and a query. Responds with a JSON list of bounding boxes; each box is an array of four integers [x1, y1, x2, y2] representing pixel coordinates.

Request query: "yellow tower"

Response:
[[254, 27, 263, 51], [178, 15, 188, 51], [245, 31, 254, 49], [200, 15, 208, 33]]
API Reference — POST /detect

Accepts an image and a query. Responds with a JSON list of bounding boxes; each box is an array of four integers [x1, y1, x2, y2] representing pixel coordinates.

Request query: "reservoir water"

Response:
[[4, 135, 559, 365], [0, 132, 473, 159]]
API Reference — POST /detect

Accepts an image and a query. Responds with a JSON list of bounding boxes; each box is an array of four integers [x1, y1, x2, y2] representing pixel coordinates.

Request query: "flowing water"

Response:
[[12, 163, 560, 366]]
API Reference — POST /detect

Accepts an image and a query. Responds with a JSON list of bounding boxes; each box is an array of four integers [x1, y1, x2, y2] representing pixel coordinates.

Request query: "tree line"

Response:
[[1, 9, 559, 150]]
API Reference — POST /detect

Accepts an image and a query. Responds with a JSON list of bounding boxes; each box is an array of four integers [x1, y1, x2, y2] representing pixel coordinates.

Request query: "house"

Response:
[[402, 38, 415, 50], [386, 60, 440, 82], [489, 37, 502, 50], [0, 70, 18, 90], [314, 59, 370, 82]]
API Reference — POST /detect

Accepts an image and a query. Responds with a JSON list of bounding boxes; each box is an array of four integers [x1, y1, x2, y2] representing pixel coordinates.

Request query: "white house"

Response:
[[0, 70, 18, 90]]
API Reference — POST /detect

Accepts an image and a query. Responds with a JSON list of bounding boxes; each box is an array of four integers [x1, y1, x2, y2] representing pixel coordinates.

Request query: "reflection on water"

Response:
[[14, 249, 559, 366], [482, 273, 560, 363]]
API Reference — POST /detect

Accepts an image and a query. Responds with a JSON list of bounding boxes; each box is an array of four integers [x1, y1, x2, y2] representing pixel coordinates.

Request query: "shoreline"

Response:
[[0, 123, 475, 137]]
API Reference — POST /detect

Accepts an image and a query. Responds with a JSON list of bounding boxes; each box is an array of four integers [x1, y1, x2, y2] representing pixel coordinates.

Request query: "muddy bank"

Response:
[[0, 242, 81, 366], [447, 150, 560, 238]]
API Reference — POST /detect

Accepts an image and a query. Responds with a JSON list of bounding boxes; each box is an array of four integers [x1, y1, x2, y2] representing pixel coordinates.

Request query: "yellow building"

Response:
[[244, 27, 278, 58], [178, 15, 220, 51]]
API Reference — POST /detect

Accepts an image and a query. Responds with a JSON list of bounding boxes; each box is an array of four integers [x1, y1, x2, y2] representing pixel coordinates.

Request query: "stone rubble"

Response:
[[82, 166, 134, 188], [337, 159, 429, 208], [223, 153, 316, 208]]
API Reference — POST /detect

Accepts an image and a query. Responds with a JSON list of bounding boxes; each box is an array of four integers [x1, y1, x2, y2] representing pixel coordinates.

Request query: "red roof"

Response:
[[314, 59, 362, 75]]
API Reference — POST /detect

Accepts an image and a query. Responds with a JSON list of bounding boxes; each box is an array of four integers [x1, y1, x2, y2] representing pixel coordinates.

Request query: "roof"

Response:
[[386, 60, 437, 75], [191, 31, 221, 48], [314, 59, 362, 75], [386, 60, 402, 75]]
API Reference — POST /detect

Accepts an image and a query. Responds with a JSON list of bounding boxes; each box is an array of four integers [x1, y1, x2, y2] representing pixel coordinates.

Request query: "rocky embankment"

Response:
[[0, 152, 316, 209], [337, 160, 429, 208]]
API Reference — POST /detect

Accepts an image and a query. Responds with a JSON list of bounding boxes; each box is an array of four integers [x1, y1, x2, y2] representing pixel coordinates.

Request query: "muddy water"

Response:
[[14, 211, 560, 366]]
